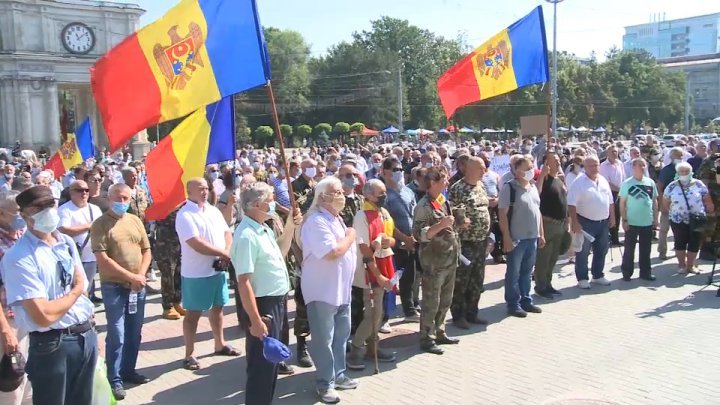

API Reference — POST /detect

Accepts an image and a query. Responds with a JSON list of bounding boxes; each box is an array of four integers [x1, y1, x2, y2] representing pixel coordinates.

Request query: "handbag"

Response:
[[679, 181, 708, 234]]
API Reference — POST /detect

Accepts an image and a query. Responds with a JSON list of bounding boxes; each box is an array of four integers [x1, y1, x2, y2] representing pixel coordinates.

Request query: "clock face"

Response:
[[61, 23, 95, 54]]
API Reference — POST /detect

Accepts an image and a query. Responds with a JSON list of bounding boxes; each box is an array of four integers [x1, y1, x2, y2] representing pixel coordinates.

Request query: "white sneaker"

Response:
[[577, 280, 591, 289], [592, 277, 611, 286], [147, 270, 158, 282], [317, 387, 340, 404], [335, 375, 358, 390], [379, 322, 392, 334]]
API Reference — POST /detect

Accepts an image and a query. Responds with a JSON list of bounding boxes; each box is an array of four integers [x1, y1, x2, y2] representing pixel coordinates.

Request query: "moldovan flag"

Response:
[[437, 6, 549, 117], [45, 117, 95, 177], [144, 96, 235, 221], [91, 0, 271, 151]]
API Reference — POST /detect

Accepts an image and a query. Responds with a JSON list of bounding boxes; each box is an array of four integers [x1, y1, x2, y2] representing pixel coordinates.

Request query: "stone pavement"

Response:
[[95, 243, 720, 405]]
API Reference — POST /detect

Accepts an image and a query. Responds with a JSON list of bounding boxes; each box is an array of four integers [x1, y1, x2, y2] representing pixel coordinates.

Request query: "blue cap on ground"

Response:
[[263, 336, 291, 364]]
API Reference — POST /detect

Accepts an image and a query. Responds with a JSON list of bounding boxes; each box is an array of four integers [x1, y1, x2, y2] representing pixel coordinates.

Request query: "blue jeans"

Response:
[[504, 238, 537, 311], [306, 302, 351, 391], [27, 328, 97, 405], [101, 283, 146, 387], [575, 216, 610, 281]]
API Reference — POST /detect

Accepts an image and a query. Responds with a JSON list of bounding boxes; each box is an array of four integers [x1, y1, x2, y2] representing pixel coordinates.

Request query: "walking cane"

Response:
[[369, 288, 379, 374]]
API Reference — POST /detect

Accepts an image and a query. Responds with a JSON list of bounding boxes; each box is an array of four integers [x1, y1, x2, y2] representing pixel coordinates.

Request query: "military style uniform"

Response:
[[697, 154, 720, 258], [413, 194, 459, 347], [292, 176, 315, 213], [128, 186, 149, 223], [155, 206, 182, 310], [447, 179, 490, 324]]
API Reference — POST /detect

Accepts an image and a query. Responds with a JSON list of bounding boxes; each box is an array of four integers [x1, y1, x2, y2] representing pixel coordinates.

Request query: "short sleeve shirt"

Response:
[[567, 174, 613, 221], [176, 201, 230, 278], [619, 176, 657, 227], [59, 201, 103, 263], [664, 180, 708, 224], [231, 216, 289, 297], [91, 212, 151, 284]]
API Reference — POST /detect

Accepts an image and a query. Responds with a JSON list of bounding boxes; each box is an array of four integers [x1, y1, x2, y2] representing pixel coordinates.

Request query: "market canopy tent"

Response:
[[351, 126, 380, 136], [382, 126, 400, 133]]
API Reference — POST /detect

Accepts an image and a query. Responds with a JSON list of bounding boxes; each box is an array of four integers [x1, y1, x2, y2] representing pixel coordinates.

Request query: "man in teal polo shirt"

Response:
[[619, 157, 659, 281], [231, 182, 299, 405]]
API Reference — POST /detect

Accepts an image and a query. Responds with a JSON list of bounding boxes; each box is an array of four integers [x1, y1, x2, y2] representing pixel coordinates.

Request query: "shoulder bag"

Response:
[[679, 181, 708, 234]]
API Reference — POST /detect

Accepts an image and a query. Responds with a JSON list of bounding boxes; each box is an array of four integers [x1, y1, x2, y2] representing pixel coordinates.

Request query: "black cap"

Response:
[[16, 186, 55, 210], [0, 352, 25, 393]]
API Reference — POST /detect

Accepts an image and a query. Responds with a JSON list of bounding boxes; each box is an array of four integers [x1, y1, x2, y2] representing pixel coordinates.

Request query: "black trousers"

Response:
[[621, 225, 652, 278], [350, 286, 364, 335], [394, 249, 416, 315], [293, 277, 309, 338], [610, 191, 621, 243], [245, 295, 286, 405]]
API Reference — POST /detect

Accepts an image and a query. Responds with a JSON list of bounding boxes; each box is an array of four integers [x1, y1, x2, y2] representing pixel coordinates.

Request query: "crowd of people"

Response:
[[0, 132, 718, 404]]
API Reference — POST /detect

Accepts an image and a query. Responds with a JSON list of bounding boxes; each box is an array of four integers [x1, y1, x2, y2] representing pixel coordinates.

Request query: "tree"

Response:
[[296, 124, 312, 144], [350, 122, 366, 134], [254, 126, 274, 148], [279, 124, 293, 145], [314, 123, 332, 137], [333, 122, 350, 144]]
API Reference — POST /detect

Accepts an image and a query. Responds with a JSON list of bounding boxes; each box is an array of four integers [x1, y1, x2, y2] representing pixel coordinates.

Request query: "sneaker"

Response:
[[317, 387, 340, 404], [278, 361, 295, 375], [577, 280, 591, 289], [591, 277, 611, 286], [521, 304, 542, 314], [404, 311, 420, 322], [335, 375, 358, 390], [379, 322, 392, 334], [507, 308, 528, 318], [688, 266, 701, 275], [111, 384, 126, 400], [147, 270, 158, 282], [163, 308, 181, 320]]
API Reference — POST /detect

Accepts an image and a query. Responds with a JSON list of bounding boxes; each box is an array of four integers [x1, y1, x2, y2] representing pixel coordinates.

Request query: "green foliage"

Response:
[[314, 123, 332, 136], [333, 122, 350, 134], [279, 124, 293, 137], [350, 122, 366, 133], [296, 124, 312, 140]]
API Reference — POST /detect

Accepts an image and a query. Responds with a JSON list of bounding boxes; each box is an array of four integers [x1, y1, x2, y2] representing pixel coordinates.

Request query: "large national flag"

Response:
[[437, 6, 549, 118], [45, 117, 95, 177], [144, 96, 235, 221], [91, 0, 271, 151]]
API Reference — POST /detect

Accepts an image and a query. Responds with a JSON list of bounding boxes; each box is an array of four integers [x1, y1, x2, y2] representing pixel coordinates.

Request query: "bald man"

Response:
[[175, 178, 238, 370]]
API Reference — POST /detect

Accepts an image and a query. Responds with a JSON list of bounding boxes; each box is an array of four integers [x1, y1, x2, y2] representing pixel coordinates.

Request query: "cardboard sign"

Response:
[[520, 115, 549, 138]]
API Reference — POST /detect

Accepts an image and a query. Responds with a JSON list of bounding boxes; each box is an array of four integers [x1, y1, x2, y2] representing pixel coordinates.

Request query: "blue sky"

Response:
[[116, 0, 719, 58]]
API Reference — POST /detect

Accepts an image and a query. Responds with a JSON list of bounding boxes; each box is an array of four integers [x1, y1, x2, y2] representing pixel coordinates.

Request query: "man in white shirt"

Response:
[[568, 156, 615, 289], [58, 180, 103, 302], [598, 145, 625, 246], [623, 147, 649, 180], [175, 178, 238, 371]]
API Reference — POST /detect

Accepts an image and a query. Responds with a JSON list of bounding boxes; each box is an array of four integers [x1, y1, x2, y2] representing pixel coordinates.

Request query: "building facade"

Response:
[[660, 53, 720, 122], [623, 13, 720, 59], [0, 0, 144, 151]]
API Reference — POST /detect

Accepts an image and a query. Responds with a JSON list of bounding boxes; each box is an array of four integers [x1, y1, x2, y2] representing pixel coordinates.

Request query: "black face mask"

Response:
[[376, 195, 387, 207]]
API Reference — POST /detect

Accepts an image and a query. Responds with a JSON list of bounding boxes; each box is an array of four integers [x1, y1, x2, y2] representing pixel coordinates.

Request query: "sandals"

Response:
[[214, 345, 241, 357], [183, 357, 200, 371]]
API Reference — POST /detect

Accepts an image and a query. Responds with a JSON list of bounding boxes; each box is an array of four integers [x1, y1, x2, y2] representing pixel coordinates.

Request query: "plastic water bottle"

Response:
[[128, 292, 138, 315], [388, 269, 404, 290]]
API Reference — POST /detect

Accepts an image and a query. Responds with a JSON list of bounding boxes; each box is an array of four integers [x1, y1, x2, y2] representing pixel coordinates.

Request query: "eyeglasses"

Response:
[[72, 188, 90, 193]]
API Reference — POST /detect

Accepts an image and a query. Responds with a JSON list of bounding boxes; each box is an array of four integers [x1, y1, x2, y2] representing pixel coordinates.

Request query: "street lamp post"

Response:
[[546, 0, 564, 138]]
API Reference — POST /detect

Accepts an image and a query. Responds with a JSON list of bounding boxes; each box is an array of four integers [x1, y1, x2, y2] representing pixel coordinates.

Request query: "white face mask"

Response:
[[673, 159, 683, 166], [31, 207, 60, 234], [679, 174, 691, 184], [304, 167, 317, 178], [523, 170, 534, 181]]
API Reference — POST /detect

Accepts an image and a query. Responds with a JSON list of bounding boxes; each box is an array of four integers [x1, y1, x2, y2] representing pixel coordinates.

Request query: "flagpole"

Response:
[[227, 95, 245, 330], [266, 81, 297, 211]]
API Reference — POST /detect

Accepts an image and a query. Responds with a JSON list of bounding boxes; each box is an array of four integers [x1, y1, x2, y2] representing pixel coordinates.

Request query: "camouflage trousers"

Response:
[[156, 247, 181, 310], [293, 276, 310, 338], [450, 239, 488, 322], [419, 264, 456, 344]]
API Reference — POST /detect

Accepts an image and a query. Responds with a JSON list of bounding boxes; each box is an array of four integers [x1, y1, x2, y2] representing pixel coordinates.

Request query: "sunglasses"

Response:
[[72, 188, 90, 193]]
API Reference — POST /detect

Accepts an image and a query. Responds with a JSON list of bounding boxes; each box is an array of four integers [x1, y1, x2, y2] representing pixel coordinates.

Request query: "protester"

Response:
[[448, 157, 491, 327], [232, 182, 299, 405], [414, 167, 460, 354], [217, 167, 242, 227], [91, 183, 152, 400], [175, 178, 239, 371], [534, 151, 568, 298], [599, 145, 625, 246], [0, 190, 31, 405], [499, 156, 544, 317], [2, 186, 96, 405], [0, 165, 15, 191], [85, 170, 110, 213], [657, 147, 684, 260], [568, 156, 615, 289], [619, 158, 659, 281], [300, 177, 358, 403], [58, 180, 103, 303], [351, 179, 398, 371], [155, 205, 185, 320], [663, 162, 715, 274]]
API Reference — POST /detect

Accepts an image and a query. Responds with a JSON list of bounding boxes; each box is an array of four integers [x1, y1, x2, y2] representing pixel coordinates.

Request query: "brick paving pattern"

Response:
[[96, 245, 720, 405]]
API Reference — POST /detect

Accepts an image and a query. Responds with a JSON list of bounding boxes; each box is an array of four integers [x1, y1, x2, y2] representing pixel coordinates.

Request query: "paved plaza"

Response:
[[96, 243, 720, 405]]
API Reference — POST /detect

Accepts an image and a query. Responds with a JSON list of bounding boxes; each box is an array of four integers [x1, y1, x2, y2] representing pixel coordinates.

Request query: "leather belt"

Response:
[[30, 320, 94, 337]]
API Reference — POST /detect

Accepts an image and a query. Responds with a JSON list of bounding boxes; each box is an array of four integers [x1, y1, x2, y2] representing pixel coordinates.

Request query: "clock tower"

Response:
[[0, 0, 144, 152]]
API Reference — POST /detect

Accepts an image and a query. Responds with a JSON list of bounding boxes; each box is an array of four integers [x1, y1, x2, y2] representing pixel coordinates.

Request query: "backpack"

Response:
[[504, 180, 517, 227]]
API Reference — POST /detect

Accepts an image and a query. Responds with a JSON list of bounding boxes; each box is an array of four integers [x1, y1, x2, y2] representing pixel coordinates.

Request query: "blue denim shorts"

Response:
[[181, 273, 229, 311]]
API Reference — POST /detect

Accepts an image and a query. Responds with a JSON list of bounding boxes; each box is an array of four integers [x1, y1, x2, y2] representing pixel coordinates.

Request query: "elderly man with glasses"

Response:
[[58, 180, 103, 305]]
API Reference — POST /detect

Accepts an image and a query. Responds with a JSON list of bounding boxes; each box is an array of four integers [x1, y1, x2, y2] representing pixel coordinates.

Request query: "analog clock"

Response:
[[61, 22, 95, 55]]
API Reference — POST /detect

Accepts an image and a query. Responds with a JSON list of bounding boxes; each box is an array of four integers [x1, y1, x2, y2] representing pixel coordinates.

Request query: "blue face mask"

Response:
[[10, 214, 25, 231], [341, 177, 358, 189], [391, 171, 404, 185], [209, 171, 219, 181], [267, 201, 276, 216], [111, 202, 130, 216]]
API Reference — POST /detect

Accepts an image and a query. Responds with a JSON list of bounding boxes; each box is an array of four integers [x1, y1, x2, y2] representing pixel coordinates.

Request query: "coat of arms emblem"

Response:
[[153, 23, 205, 90], [476, 40, 510, 80]]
